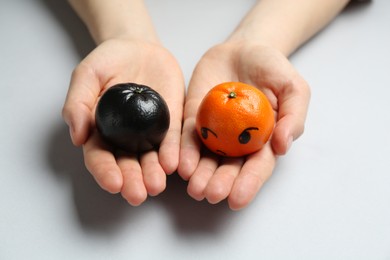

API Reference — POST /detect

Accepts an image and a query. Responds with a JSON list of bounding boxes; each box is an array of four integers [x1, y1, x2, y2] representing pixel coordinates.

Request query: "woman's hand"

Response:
[[62, 38, 185, 206], [178, 41, 310, 210], [178, 0, 348, 210]]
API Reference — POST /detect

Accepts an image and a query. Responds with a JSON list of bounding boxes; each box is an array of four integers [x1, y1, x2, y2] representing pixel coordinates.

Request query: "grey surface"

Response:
[[1, 0, 390, 259]]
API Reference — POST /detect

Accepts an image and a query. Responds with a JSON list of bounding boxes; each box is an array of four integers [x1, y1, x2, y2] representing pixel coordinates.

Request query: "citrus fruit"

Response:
[[195, 82, 274, 157], [95, 83, 170, 153]]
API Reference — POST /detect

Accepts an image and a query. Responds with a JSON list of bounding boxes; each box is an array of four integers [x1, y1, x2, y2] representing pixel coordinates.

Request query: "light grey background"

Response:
[[1, 0, 389, 259]]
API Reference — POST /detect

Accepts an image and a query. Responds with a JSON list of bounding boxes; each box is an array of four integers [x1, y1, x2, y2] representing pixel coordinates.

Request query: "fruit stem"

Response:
[[228, 91, 237, 98]]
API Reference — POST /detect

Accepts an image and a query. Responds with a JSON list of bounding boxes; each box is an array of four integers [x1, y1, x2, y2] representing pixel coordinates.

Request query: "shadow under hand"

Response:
[[42, 0, 235, 235], [343, 0, 372, 14], [47, 122, 132, 234], [156, 173, 238, 236], [47, 122, 235, 236]]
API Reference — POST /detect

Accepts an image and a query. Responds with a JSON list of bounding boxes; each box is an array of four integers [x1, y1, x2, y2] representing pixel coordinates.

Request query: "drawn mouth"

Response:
[[216, 150, 227, 156]]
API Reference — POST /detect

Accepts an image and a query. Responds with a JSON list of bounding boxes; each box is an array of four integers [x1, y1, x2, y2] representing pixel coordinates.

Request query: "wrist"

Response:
[[226, 9, 304, 57], [226, 28, 292, 57], [92, 25, 160, 46], [226, 0, 350, 57], [69, 0, 160, 45]]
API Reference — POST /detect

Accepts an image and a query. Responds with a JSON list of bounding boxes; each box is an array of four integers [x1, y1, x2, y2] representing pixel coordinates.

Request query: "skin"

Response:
[[179, 0, 350, 210], [63, 0, 185, 206], [63, 0, 351, 209]]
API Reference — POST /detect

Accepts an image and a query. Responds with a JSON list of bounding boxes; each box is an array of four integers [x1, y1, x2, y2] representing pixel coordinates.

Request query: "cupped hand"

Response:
[[178, 41, 310, 210], [62, 39, 185, 206]]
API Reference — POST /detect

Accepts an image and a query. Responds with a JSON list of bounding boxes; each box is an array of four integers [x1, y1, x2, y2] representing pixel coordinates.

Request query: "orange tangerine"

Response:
[[196, 82, 275, 157]]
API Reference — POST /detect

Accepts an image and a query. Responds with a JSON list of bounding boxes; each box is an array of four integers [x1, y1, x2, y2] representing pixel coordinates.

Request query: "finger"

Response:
[[187, 150, 219, 201], [83, 131, 123, 194], [178, 117, 202, 180], [117, 153, 147, 206], [272, 78, 310, 155], [158, 100, 183, 175], [140, 151, 167, 196], [158, 122, 181, 174], [62, 63, 101, 146], [178, 70, 212, 179], [228, 145, 276, 210], [204, 157, 244, 204]]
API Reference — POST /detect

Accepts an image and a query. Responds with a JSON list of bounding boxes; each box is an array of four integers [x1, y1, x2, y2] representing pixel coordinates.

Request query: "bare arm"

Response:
[[68, 0, 159, 44], [228, 0, 350, 56]]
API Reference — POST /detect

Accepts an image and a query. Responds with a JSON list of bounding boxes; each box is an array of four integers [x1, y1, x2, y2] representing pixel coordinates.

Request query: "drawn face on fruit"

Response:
[[196, 115, 266, 157], [195, 82, 275, 157]]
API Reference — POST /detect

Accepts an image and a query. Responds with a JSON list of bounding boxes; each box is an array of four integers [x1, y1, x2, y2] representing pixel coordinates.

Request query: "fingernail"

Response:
[[68, 122, 76, 144]]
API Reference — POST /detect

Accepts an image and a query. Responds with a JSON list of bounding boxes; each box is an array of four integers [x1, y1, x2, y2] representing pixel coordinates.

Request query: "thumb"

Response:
[[62, 63, 101, 146], [271, 78, 311, 155]]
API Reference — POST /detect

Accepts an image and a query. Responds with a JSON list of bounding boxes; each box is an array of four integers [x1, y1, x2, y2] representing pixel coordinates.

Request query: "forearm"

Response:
[[228, 0, 350, 56], [68, 0, 158, 44]]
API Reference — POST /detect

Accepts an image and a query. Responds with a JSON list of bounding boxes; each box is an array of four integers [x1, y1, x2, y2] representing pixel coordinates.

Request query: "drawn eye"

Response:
[[238, 127, 259, 144], [201, 127, 217, 139]]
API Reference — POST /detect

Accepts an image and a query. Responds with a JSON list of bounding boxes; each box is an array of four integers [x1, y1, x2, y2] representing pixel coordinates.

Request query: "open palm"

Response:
[[179, 42, 310, 210], [62, 39, 185, 206]]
